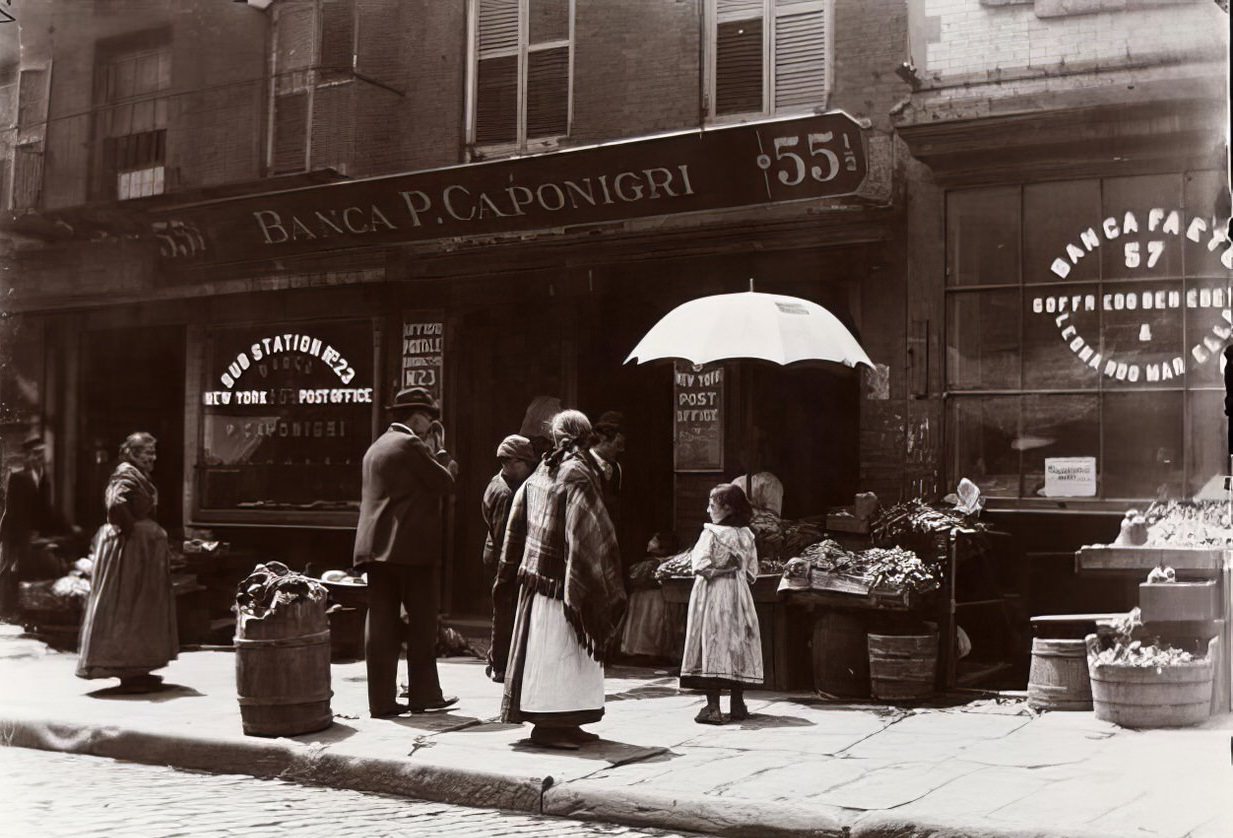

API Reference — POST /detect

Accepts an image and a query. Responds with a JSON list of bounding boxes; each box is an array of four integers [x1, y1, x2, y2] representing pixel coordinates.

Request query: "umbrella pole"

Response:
[[744, 359, 754, 501]]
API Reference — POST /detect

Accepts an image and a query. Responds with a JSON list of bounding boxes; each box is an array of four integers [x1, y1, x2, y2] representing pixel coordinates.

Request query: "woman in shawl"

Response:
[[680, 483, 763, 724], [490, 410, 627, 750], [77, 432, 178, 692]]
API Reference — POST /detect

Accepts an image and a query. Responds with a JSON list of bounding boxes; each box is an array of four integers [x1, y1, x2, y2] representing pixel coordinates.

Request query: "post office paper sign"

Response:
[[1044, 457, 1097, 498]]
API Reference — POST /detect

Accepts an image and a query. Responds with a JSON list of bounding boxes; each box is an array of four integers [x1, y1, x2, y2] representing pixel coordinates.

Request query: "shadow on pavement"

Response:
[[510, 738, 675, 766], [724, 713, 816, 730], [85, 683, 204, 702], [385, 711, 485, 732], [295, 722, 359, 745]]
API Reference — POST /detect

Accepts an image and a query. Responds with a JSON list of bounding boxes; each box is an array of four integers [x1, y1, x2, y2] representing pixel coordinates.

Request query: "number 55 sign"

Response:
[[752, 114, 866, 201]]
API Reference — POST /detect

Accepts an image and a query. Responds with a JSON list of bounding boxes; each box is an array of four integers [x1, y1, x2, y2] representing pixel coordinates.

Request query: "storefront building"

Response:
[[1, 0, 910, 621], [897, 0, 1230, 612]]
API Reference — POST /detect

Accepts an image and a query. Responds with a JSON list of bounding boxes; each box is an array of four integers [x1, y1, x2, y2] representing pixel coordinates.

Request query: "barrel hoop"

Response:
[[237, 690, 334, 706], [233, 630, 332, 649]]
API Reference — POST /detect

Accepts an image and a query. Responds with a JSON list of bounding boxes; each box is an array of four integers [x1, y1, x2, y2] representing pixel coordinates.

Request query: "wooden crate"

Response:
[[1140, 580, 1221, 623], [1076, 545, 1227, 573]]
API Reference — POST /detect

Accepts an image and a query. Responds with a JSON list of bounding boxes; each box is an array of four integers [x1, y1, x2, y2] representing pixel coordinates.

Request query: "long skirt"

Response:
[[501, 590, 604, 725], [619, 588, 670, 657], [77, 521, 178, 680], [679, 574, 763, 687]]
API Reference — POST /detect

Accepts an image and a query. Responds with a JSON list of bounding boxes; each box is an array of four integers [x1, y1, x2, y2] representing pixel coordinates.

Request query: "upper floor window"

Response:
[[269, 0, 357, 175], [707, 0, 832, 122], [469, 0, 572, 155], [96, 46, 171, 200]]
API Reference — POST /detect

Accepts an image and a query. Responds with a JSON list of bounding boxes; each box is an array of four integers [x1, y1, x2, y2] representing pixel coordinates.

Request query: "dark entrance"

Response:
[[77, 326, 186, 535]]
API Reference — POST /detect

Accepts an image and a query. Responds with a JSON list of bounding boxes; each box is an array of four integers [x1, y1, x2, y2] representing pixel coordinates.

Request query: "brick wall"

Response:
[[920, 0, 1226, 81], [374, 0, 463, 172], [833, 0, 911, 133], [170, 0, 266, 189], [571, 0, 700, 143]]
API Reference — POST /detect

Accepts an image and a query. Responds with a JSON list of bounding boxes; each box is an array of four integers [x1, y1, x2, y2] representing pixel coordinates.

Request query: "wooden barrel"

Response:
[[235, 599, 333, 737], [1028, 638, 1092, 711], [867, 632, 937, 701], [812, 610, 870, 698], [1085, 634, 1216, 729]]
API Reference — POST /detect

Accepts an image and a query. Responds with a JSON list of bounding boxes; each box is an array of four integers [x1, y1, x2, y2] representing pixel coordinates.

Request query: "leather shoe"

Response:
[[407, 695, 459, 713], [529, 726, 580, 750], [370, 703, 410, 718]]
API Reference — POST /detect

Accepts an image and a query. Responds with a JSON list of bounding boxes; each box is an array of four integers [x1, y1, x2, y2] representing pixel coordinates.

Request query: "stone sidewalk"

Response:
[[2, 627, 1231, 838]]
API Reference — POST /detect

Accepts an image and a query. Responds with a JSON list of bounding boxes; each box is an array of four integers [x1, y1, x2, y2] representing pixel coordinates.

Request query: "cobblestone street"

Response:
[[2, 747, 698, 838]]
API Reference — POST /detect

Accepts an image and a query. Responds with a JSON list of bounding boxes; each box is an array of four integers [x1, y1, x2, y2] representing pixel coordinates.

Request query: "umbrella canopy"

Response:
[[624, 290, 874, 369]]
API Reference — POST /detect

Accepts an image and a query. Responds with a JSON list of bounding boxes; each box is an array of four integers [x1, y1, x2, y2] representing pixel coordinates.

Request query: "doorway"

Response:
[[77, 326, 186, 535]]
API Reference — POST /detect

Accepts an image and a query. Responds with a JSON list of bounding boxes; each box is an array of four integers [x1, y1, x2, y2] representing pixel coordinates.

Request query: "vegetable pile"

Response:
[[1142, 500, 1233, 547], [871, 499, 987, 545], [793, 539, 939, 594], [1094, 607, 1208, 667], [236, 561, 327, 618], [654, 551, 693, 580]]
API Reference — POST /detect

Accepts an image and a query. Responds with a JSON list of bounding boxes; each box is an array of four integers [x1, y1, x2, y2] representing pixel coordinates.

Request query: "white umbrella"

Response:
[[624, 288, 873, 369], [624, 283, 875, 501]]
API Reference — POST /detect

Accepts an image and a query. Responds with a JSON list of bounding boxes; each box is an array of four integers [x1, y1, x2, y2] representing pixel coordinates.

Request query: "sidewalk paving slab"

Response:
[[2, 626, 1232, 838]]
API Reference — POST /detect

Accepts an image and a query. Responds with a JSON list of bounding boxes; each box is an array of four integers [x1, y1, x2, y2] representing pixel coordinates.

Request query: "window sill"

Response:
[[469, 136, 567, 162]]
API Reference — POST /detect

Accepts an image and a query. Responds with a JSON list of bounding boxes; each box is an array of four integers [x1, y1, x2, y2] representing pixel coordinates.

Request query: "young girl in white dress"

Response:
[[679, 483, 764, 724]]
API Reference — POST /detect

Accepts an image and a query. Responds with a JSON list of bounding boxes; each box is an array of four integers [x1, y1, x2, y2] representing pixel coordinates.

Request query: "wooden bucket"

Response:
[[235, 599, 333, 737], [812, 610, 870, 698], [1028, 638, 1092, 711], [867, 632, 937, 701], [1085, 634, 1217, 729]]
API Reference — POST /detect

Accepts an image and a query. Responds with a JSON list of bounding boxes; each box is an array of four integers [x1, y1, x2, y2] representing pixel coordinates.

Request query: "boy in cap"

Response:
[[353, 387, 460, 717], [481, 434, 537, 576]]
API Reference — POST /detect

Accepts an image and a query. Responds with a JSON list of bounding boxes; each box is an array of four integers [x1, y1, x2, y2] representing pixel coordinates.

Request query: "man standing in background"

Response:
[[0, 430, 55, 619], [354, 387, 460, 718], [590, 411, 625, 532]]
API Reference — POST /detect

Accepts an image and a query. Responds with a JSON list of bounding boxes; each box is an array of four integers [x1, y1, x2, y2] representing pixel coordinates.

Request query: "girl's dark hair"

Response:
[[710, 483, 753, 528]]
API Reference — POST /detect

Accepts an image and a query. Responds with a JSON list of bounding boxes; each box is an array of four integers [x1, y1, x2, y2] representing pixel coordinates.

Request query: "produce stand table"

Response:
[[661, 575, 803, 691], [1075, 545, 1231, 714]]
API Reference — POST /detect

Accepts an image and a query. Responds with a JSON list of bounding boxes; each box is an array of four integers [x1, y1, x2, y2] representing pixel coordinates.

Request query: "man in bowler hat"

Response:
[[0, 430, 58, 618], [353, 387, 460, 717]]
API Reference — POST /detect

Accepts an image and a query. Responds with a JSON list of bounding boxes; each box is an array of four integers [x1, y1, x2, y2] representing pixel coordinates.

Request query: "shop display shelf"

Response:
[[1075, 545, 1229, 573]]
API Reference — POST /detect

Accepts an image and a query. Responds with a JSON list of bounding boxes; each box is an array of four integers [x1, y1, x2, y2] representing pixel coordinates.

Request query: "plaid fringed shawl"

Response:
[[496, 449, 627, 665]]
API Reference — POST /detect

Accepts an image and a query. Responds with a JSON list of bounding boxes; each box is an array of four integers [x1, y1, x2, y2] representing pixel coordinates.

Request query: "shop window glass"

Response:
[[947, 396, 1020, 498], [1098, 280, 1184, 389], [1101, 390, 1183, 499], [1100, 174, 1184, 281], [198, 319, 373, 512], [946, 187, 1020, 287], [1183, 281, 1233, 388], [946, 290, 1019, 391], [1022, 282, 1101, 390], [1020, 394, 1099, 499], [1023, 180, 1102, 285], [1183, 170, 1233, 278], [1186, 389, 1226, 498]]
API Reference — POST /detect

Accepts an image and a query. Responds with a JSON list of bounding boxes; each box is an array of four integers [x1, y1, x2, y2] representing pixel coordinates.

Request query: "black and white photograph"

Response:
[[1, 0, 1231, 835]]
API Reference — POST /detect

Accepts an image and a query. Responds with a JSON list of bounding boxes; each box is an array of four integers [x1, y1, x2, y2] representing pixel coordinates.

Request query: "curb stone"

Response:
[[0, 716, 546, 814]]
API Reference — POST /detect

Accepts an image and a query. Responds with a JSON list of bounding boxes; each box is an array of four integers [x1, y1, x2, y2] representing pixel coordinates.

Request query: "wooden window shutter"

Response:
[[475, 55, 517, 145], [773, 1, 828, 110], [319, 0, 356, 80], [479, 0, 520, 52], [475, 0, 519, 145], [12, 145, 43, 209], [526, 47, 567, 139], [715, 17, 763, 116], [271, 91, 309, 173], [275, 4, 315, 94], [17, 68, 48, 128]]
